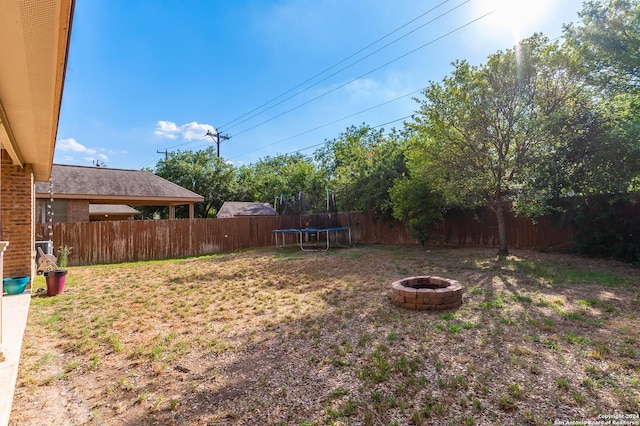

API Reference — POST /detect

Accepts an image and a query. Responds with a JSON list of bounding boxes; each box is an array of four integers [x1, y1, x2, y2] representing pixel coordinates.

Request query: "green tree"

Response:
[[561, 0, 640, 193], [154, 146, 238, 217], [390, 175, 444, 246], [564, 0, 640, 93], [314, 124, 408, 218], [527, 96, 640, 204], [409, 34, 582, 255], [237, 153, 325, 213]]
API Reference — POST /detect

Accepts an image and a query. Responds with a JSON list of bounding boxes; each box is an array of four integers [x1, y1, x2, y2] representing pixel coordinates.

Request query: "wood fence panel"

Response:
[[346, 211, 417, 245], [170, 220, 191, 259], [190, 219, 219, 255], [35, 207, 578, 266], [438, 208, 497, 247]]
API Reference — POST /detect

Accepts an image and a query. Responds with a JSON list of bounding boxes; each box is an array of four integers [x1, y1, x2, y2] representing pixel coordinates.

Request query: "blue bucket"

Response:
[[3, 276, 30, 295]]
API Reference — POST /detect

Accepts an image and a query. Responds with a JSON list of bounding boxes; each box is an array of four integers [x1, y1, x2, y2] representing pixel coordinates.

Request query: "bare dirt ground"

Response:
[[9, 245, 640, 425]]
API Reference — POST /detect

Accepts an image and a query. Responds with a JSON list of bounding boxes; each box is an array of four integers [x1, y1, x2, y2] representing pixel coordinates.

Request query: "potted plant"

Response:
[[44, 245, 72, 296]]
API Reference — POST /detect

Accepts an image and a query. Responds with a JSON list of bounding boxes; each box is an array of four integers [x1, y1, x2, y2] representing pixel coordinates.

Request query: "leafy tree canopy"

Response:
[[562, 0, 640, 194], [154, 146, 237, 217], [390, 175, 444, 246], [314, 124, 408, 218], [237, 153, 326, 213], [564, 0, 640, 93], [408, 34, 583, 254]]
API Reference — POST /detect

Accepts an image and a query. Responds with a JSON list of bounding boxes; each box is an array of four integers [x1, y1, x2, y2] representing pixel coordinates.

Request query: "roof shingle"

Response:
[[35, 164, 204, 204], [89, 204, 140, 215], [217, 202, 277, 218]]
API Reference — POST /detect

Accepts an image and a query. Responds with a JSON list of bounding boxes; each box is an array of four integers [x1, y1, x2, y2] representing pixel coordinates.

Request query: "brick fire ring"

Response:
[[391, 276, 463, 311]]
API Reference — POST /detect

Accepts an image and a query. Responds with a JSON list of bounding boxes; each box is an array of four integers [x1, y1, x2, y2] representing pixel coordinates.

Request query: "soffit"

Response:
[[0, 0, 74, 181]]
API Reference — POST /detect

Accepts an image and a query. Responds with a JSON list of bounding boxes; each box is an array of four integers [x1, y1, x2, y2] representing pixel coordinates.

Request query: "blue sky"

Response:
[[55, 0, 586, 170]]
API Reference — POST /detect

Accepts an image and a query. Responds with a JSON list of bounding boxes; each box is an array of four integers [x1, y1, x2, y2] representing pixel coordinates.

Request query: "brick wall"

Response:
[[67, 200, 89, 222], [1, 150, 35, 278]]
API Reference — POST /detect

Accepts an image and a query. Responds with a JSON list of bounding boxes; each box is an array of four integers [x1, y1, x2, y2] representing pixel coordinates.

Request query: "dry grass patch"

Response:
[[10, 246, 640, 425]]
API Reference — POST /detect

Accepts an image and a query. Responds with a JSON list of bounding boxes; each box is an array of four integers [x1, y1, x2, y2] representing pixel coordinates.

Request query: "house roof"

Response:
[[0, 0, 75, 181], [218, 202, 277, 217], [89, 204, 140, 216], [35, 164, 204, 205]]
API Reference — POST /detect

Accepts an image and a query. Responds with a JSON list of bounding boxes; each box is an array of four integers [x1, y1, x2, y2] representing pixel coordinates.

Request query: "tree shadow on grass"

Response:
[[14, 247, 640, 425]]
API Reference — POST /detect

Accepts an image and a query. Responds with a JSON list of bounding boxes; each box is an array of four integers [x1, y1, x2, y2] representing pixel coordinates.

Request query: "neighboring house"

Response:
[[34, 164, 205, 223], [0, 0, 75, 422], [217, 201, 278, 218]]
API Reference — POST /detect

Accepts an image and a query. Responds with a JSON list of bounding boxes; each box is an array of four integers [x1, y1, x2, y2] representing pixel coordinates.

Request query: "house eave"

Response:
[[35, 193, 205, 205], [0, 0, 75, 181]]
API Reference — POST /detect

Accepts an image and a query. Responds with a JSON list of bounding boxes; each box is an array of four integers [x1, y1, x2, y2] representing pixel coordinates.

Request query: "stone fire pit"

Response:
[[391, 276, 463, 311]]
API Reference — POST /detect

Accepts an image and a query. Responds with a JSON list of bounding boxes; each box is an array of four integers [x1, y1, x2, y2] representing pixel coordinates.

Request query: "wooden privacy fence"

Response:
[[37, 217, 281, 266], [36, 209, 575, 266], [346, 210, 574, 248]]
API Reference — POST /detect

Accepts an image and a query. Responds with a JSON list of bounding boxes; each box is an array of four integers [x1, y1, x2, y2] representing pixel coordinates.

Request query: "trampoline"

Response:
[[272, 227, 351, 251]]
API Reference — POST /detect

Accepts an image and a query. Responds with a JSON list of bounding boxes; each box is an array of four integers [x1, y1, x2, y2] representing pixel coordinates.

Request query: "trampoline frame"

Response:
[[272, 227, 351, 251]]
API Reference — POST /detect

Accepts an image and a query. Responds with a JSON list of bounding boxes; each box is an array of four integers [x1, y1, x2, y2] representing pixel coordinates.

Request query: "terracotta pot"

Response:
[[45, 270, 67, 296]]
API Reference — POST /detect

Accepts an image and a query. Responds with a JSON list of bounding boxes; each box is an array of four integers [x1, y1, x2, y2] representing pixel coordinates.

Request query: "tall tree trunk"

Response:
[[495, 201, 509, 256]]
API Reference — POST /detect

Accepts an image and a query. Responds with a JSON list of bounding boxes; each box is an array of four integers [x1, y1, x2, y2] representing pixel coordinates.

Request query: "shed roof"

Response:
[[35, 164, 204, 205], [218, 202, 277, 217]]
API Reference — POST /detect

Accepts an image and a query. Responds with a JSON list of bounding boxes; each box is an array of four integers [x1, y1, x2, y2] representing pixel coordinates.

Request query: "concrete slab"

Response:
[[0, 291, 31, 426]]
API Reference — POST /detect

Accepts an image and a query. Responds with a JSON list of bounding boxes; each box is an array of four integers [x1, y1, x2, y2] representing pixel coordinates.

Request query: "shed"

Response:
[[217, 202, 277, 218]]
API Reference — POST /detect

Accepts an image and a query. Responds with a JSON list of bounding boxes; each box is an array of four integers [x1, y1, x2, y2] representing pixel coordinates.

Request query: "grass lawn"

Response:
[[10, 246, 640, 425]]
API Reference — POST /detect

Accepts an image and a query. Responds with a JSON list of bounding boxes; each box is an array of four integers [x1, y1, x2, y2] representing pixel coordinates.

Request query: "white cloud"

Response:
[[341, 76, 408, 102], [343, 78, 381, 101], [57, 138, 96, 154], [154, 120, 180, 139], [181, 122, 215, 140], [346, 78, 379, 92], [97, 153, 109, 161], [154, 120, 215, 141]]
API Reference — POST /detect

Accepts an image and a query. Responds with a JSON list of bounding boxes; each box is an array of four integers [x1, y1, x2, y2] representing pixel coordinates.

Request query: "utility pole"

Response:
[[157, 149, 168, 160], [205, 129, 230, 158]]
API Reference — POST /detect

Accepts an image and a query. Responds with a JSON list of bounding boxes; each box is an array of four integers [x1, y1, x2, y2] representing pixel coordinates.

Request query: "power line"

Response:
[[219, 0, 452, 130], [205, 129, 231, 158], [140, 7, 493, 169], [229, 87, 424, 160], [140, 134, 213, 169], [270, 115, 414, 164], [224, 1, 470, 133], [165, 135, 207, 150], [157, 149, 168, 160], [137, 135, 207, 170], [372, 115, 413, 129], [226, 9, 495, 162], [143, 113, 410, 170], [138, 152, 163, 169], [231, 10, 494, 139]]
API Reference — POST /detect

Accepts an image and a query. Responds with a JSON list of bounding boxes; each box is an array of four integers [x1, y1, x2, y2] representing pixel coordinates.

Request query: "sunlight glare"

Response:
[[473, 0, 554, 43]]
